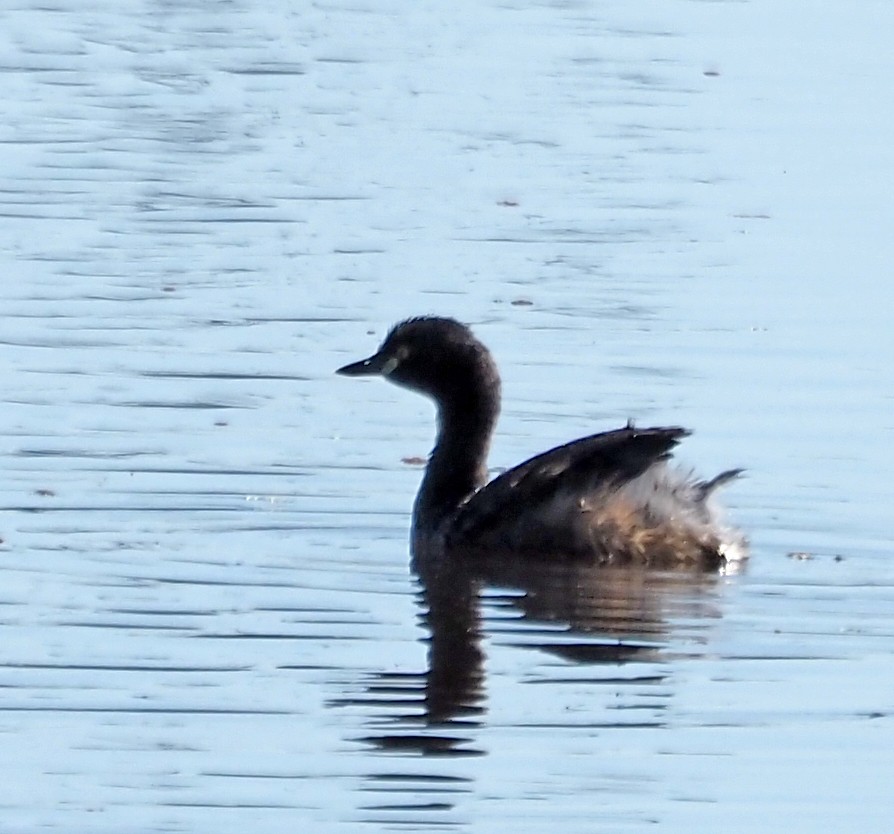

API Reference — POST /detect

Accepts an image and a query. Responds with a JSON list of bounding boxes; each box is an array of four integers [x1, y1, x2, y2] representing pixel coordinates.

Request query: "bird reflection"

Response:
[[413, 551, 487, 727], [343, 554, 489, 759], [415, 547, 728, 713], [343, 544, 733, 758]]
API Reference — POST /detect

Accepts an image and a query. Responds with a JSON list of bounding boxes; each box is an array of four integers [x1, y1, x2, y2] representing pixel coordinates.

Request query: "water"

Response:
[[2, 0, 892, 831]]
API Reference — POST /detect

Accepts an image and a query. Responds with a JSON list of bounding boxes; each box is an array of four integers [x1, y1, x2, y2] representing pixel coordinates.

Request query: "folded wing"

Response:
[[446, 426, 692, 557]]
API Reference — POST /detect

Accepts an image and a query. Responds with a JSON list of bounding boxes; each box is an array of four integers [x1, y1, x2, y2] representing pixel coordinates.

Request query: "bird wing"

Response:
[[446, 425, 690, 550]]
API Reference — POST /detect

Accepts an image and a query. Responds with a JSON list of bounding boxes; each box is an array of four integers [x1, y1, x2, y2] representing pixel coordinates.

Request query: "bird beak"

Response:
[[336, 352, 387, 377]]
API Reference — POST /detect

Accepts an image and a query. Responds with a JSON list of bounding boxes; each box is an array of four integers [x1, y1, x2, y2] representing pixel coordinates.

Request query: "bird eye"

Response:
[[381, 356, 400, 375], [381, 344, 411, 376]]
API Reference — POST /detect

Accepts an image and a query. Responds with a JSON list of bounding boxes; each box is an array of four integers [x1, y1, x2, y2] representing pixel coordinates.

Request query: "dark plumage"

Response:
[[337, 316, 746, 569]]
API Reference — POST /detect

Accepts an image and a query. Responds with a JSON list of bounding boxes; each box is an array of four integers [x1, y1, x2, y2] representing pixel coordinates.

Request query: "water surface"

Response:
[[2, 0, 892, 832]]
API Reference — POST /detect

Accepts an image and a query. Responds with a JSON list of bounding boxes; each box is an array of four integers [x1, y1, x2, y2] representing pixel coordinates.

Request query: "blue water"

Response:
[[1, 0, 892, 831]]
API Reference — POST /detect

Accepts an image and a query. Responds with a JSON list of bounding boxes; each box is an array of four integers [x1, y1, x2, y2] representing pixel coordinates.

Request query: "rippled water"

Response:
[[2, 0, 893, 831]]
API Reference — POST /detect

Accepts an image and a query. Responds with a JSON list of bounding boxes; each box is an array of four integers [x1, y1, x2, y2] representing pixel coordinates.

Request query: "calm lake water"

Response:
[[2, 0, 892, 832]]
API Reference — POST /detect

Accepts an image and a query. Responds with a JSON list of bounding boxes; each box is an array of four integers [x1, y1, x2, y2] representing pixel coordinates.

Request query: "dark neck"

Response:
[[413, 385, 499, 534]]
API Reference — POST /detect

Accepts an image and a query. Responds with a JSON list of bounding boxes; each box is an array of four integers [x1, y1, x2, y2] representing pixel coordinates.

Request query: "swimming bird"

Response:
[[337, 316, 745, 569]]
